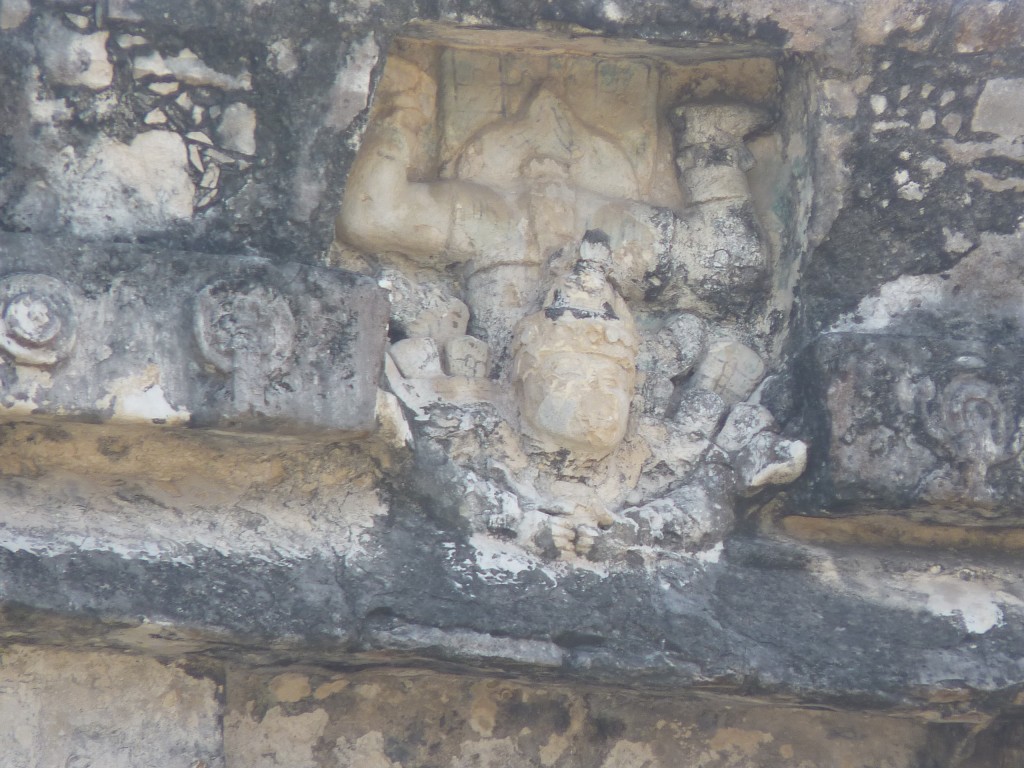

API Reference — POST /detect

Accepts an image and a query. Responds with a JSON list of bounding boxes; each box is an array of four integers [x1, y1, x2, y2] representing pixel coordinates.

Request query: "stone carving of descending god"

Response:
[[334, 33, 806, 560]]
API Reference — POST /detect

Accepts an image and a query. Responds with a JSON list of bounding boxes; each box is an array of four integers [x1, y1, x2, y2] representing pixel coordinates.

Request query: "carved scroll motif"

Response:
[[0, 274, 76, 366], [194, 280, 296, 411], [0, 236, 390, 437]]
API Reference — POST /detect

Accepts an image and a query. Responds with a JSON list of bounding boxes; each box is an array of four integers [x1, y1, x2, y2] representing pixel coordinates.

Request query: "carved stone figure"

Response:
[[512, 232, 638, 456], [334, 37, 806, 559]]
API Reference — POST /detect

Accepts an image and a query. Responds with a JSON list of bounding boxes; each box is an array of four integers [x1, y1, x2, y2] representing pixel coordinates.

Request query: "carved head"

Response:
[[512, 233, 639, 456]]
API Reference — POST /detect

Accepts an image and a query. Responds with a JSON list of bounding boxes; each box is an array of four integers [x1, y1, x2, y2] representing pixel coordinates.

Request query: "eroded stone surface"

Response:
[[333, 31, 805, 561], [7, 642, 1024, 766], [224, 667, 945, 768], [795, 234, 1024, 523], [0, 646, 222, 768], [973, 78, 1024, 141], [36, 20, 112, 90], [0, 232, 389, 436], [800, 329, 1024, 521], [1, 0, 1024, 757]]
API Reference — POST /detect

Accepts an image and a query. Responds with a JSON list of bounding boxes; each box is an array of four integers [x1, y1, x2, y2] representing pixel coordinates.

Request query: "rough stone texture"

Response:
[[1, 0, 1024, 763], [0, 645, 223, 768], [0, 232, 389, 435], [7, 644, 1006, 767], [224, 667, 953, 768], [798, 329, 1024, 520]]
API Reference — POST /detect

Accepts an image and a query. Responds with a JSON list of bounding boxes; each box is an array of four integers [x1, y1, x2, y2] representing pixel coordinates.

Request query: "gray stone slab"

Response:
[[3, 522, 1024, 709], [0, 233, 389, 436], [797, 328, 1024, 520]]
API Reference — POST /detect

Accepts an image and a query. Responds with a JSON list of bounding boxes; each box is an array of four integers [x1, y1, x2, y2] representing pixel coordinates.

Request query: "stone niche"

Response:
[[332, 24, 809, 561]]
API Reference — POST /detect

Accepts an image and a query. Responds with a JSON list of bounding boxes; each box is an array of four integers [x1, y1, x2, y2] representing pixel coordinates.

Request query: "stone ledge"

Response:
[[3, 525, 1023, 715]]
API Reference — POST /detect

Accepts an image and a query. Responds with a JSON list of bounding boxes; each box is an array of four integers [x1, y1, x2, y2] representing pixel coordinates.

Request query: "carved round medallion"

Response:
[[0, 274, 77, 366], [194, 279, 296, 374]]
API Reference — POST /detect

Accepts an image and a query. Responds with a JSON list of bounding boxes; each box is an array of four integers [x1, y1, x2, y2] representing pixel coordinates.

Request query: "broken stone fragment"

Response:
[[148, 81, 178, 95], [117, 33, 148, 48], [379, 269, 469, 342], [64, 12, 90, 30], [135, 48, 252, 90], [658, 313, 709, 377], [716, 403, 777, 453], [671, 389, 727, 438], [637, 373, 675, 417], [133, 51, 172, 79], [637, 313, 708, 414], [38, 23, 113, 90], [375, 389, 413, 449], [736, 432, 807, 493], [690, 340, 765, 405], [389, 338, 444, 379], [443, 335, 489, 378], [217, 102, 257, 155], [625, 472, 735, 554]]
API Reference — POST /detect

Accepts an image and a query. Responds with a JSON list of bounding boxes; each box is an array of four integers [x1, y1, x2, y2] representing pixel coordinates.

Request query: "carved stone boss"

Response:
[[0, 233, 389, 436]]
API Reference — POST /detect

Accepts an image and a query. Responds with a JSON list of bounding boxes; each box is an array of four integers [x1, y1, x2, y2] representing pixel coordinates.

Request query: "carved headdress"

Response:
[[511, 231, 640, 455], [512, 231, 639, 373]]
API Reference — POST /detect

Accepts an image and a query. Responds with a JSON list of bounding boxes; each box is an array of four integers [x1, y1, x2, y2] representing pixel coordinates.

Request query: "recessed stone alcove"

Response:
[[326, 23, 823, 562]]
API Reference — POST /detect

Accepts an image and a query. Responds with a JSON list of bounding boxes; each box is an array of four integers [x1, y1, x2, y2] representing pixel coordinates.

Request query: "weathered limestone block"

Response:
[[443, 335, 489, 377], [716, 402, 776, 453], [224, 666, 941, 768], [0, 646, 222, 768], [0, 232, 389, 436], [389, 337, 444, 378], [799, 329, 1024, 521], [736, 432, 807, 492], [690, 340, 766, 405]]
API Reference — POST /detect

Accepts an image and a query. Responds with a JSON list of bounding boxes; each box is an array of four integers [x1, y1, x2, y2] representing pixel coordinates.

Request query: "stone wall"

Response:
[[2, 0, 1024, 764], [0, 644, 978, 767]]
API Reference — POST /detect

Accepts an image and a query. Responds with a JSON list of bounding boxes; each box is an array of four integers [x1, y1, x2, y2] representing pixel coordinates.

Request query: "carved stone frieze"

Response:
[[791, 236, 1024, 526], [800, 329, 1024, 521], [0, 233, 389, 436], [5, 1, 1024, 748]]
